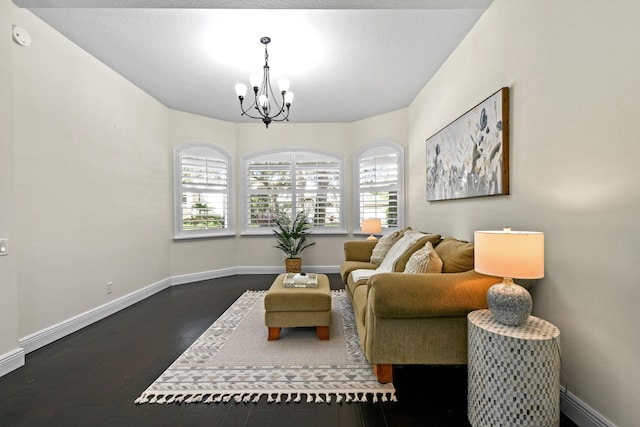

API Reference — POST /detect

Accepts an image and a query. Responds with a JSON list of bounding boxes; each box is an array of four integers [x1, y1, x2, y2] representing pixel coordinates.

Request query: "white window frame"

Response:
[[353, 140, 405, 234], [173, 141, 234, 239], [241, 148, 346, 235]]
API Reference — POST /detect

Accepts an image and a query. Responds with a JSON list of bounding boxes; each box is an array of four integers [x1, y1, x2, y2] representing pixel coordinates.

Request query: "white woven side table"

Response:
[[467, 309, 561, 427]]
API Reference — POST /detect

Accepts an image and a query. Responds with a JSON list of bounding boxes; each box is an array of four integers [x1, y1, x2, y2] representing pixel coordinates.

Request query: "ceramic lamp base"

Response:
[[487, 279, 532, 326]]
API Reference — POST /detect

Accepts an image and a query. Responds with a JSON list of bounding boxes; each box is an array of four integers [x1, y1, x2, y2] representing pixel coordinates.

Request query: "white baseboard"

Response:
[[0, 348, 25, 377], [19, 277, 172, 354], [303, 265, 341, 274], [235, 265, 340, 275], [562, 387, 616, 427], [236, 266, 282, 275], [170, 267, 239, 286]]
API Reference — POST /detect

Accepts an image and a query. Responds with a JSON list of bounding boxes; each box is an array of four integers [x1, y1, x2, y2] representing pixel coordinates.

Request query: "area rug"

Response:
[[135, 290, 396, 404]]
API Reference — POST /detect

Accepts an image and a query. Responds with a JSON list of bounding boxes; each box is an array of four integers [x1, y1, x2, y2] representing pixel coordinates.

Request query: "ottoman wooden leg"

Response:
[[316, 326, 330, 340], [268, 327, 281, 341]]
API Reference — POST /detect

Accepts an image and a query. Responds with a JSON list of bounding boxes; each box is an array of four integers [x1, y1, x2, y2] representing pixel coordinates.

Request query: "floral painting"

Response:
[[426, 87, 509, 201]]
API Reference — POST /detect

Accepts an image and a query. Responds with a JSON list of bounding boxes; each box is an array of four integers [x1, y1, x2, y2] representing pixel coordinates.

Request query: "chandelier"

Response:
[[234, 37, 294, 128]]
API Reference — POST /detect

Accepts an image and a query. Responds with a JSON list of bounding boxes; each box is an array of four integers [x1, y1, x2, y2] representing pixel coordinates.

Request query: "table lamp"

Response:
[[361, 218, 382, 241], [474, 228, 544, 326]]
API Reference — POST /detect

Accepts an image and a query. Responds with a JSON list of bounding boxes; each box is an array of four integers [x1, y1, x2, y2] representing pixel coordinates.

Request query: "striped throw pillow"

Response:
[[370, 230, 401, 266], [403, 242, 443, 274]]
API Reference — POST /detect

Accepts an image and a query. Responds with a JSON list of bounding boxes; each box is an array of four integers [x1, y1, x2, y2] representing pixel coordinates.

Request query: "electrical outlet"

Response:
[[106, 282, 113, 294], [0, 238, 7, 256]]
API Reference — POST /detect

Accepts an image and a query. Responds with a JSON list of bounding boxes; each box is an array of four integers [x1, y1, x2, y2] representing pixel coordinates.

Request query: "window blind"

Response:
[[176, 146, 231, 234], [358, 147, 401, 228], [245, 151, 343, 230]]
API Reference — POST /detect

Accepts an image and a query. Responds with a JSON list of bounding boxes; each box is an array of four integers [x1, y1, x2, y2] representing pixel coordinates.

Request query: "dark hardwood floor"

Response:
[[0, 274, 578, 427]]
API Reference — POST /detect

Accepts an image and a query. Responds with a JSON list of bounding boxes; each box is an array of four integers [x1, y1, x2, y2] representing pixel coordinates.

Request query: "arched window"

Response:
[[242, 149, 345, 234], [173, 142, 233, 239], [354, 141, 405, 233]]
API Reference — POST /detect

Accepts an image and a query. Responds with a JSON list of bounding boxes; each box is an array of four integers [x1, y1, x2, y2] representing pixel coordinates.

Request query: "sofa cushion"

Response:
[[403, 242, 443, 274], [347, 270, 371, 297], [433, 237, 475, 273], [393, 233, 442, 272], [369, 230, 401, 265], [352, 284, 369, 350]]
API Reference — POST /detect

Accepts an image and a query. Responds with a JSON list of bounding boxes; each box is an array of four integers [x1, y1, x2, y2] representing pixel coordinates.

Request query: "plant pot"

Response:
[[285, 258, 302, 273]]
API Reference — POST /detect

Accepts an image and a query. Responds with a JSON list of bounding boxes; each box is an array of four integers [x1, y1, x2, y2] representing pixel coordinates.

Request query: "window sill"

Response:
[[173, 231, 236, 241], [240, 230, 348, 237]]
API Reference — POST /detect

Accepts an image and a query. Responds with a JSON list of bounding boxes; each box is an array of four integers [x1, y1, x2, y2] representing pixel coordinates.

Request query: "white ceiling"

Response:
[[14, 0, 491, 124]]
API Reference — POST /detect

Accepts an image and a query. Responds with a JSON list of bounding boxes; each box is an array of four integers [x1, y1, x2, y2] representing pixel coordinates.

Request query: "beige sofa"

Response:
[[340, 233, 498, 383]]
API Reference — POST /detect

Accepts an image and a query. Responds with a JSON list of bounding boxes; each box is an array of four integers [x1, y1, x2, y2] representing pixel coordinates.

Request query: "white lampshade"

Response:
[[234, 83, 247, 98], [474, 230, 544, 279], [362, 218, 382, 240], [284, 91, 294, 105], [278, 78, 290, 92]]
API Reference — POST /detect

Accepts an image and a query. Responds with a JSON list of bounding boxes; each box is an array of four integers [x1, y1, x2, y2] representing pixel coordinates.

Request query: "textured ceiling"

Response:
[[15, 0, 491, 124]]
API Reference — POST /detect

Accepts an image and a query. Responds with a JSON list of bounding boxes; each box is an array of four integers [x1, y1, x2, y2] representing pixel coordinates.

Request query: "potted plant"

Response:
[[272, 210, 316, 273]]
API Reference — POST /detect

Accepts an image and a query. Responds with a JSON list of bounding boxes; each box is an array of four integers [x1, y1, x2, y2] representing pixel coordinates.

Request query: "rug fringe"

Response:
[[135, 390, 397, 405], [134, 395, 148, 404]]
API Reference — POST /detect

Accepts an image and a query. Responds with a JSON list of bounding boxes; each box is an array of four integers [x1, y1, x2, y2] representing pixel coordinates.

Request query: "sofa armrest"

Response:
[[343, 240, 378, 262], [368, 270, 499, 318]]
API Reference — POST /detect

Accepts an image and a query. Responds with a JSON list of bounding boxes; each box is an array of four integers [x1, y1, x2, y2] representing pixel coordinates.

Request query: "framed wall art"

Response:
[[425, 87, 509, 202]]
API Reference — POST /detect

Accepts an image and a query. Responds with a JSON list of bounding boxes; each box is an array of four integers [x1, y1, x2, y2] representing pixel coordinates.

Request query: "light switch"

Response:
[[0, 239, 8, 256]]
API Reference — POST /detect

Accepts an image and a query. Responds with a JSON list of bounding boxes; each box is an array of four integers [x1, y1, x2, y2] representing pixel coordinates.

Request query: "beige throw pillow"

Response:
[[433, 237, 475, 273], [370, 230, 401, 266], [404, 242, 444, 274]]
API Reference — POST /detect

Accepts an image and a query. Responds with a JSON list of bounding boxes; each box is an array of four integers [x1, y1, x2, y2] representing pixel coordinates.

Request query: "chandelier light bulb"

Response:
[[258, 94, 269, 108]]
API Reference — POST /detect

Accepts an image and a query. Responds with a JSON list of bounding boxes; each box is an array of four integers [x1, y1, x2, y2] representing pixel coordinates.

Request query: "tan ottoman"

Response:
[[264, 273, 332, 341]]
